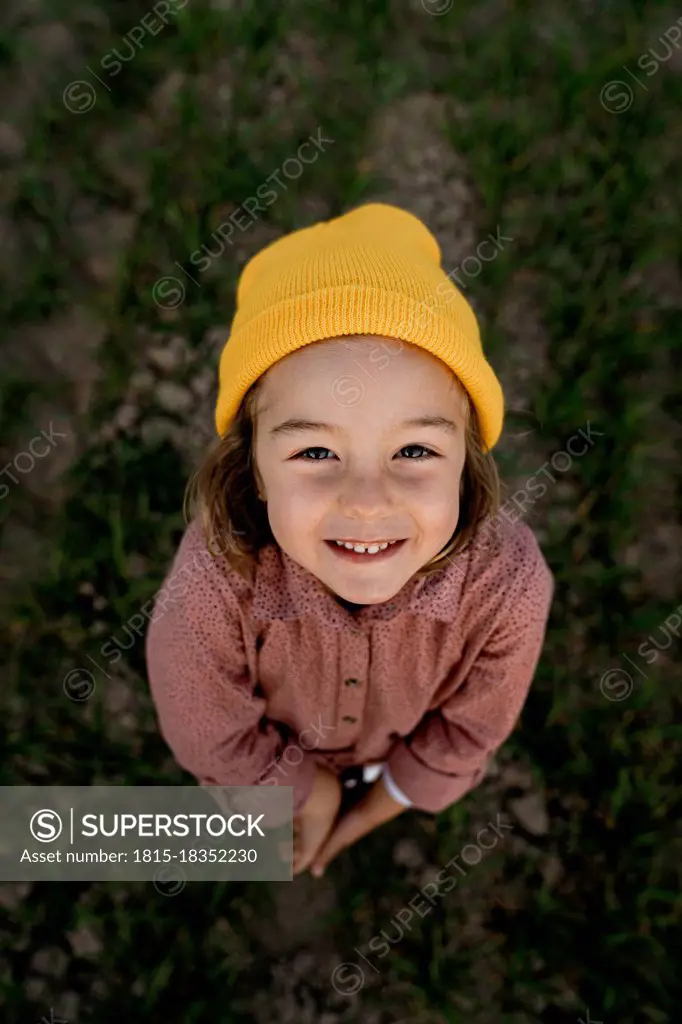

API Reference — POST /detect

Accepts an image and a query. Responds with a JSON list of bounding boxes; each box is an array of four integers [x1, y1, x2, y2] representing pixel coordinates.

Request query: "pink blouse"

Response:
[[145, 515, 554, 814]]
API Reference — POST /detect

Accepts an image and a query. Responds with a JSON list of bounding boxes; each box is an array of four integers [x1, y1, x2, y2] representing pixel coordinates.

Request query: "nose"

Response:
[[338, 471, 394, 520]]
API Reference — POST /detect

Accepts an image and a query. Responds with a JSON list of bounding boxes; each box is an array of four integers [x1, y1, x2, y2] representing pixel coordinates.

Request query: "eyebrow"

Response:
[[269, 415, 460, 439]]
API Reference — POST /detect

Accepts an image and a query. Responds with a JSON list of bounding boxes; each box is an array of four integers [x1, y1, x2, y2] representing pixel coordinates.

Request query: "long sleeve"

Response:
[[144, 523, 317, 814], [385, 543, 554, 813]]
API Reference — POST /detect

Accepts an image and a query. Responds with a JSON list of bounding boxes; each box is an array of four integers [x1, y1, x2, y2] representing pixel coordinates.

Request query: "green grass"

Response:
[[1, 0, 681, 1021]]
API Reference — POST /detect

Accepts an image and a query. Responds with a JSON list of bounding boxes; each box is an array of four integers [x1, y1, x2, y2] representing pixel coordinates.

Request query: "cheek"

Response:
[[407, 467, 460, 503], [272, 467, 336, 504], [416, 469, 462, 525], [425, 492, 460, 526], [265, 476, 326, 533]]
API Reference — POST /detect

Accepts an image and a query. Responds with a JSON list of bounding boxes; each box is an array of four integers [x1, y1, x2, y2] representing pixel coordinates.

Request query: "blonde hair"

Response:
[[185, 376, 502, 586]]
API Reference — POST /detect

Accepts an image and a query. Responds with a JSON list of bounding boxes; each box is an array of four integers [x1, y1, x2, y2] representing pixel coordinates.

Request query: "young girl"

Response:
[[145, 203, 554, 878]]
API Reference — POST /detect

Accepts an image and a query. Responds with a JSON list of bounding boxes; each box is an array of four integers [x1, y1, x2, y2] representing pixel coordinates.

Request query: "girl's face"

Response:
[[253, 335, 468, 606]]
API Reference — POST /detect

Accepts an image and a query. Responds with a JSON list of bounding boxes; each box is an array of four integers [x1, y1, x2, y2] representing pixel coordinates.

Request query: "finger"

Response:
[[309, 830, 348, 877], [311, 811, 368, 877], [292, 848, 307, 877], [290, 824, 306, 875], [294, 836, 326, 876], [292, 818, 335, 877], [293, 832, 312, 876]]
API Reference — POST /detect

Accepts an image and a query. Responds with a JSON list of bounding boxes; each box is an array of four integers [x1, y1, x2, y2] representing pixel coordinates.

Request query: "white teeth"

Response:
[[332, 540, 399, 554]]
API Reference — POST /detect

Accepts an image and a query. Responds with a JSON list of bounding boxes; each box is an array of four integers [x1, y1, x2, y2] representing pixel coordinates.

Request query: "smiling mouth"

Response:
[[325, 539, 406, 556]]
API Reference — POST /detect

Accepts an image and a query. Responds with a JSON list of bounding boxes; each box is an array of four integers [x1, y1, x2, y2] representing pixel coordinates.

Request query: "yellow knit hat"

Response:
[[215, 203, 504, 450]]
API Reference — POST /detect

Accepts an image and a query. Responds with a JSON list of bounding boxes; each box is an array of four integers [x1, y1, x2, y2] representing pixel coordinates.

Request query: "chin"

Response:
[[329, 575, 406, 605], [344, 591, 394, 606]]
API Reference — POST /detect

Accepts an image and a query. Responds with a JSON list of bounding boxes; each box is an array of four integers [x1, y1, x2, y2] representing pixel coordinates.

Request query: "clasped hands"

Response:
[[292, 763, 406, 878]]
